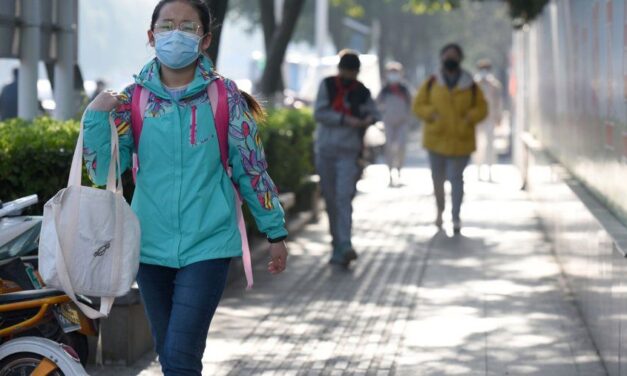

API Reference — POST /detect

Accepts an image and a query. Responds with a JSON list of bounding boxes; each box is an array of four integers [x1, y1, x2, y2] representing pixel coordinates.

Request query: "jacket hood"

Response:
[[133, 54, 218, 99], [434, 69, 475, 90]]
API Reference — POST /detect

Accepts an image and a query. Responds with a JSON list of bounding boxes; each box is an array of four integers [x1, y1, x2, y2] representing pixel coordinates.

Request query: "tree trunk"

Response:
[[258, 0, 306, 96], [328, 4, 344, 52], [204, 0, 229, 67], [377, 5, 391, 80], [259, 0, 276, 51], [258, 0, 283, 91]]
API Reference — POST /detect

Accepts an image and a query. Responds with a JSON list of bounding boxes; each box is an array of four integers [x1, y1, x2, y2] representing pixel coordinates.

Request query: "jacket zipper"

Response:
[[191, 105, 197, 146]]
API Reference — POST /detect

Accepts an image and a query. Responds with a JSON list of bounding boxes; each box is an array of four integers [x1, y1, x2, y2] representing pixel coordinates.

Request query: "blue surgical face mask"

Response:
[[387, 72, 401, 83], [154, 30, 202, 69]]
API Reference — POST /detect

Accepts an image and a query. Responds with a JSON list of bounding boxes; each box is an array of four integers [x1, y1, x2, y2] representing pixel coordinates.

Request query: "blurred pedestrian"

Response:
[[377, 62, 413, 187], [413, 43, 488, 233], [83, 0, 288, 374], [314, 49, 381, 266], [0, 68, 18, 121], [473, 59, 503, 181], [90, 79, 107, 101]]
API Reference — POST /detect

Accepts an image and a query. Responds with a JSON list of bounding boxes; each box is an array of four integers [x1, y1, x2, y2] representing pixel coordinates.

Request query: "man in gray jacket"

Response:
[[314, 50, 381, 267]]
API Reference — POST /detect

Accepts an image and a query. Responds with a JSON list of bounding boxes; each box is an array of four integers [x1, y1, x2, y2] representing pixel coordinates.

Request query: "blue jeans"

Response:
[[428, 151, 470, 222], [315, 150, 361, 257], [136, 258, 231, 376]]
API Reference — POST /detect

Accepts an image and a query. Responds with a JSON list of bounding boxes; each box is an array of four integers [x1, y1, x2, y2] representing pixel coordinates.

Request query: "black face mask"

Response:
[[443, 59, 460, 71]]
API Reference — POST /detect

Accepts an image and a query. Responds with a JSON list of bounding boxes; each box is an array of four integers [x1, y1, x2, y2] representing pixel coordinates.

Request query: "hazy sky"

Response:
[[0, 0, 265, 90]]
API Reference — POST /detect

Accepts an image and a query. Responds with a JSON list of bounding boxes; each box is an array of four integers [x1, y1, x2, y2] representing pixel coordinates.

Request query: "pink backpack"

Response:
[[129, 79, 254, 289]]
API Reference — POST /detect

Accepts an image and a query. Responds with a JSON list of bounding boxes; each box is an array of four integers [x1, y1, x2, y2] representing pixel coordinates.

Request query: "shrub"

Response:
[[0, 117, 83, 212], [261, 108, 315, 193]]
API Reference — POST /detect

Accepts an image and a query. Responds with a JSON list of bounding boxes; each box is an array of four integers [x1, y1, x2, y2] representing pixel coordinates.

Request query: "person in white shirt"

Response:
[[377, 62, 413, 186], [473, 59, 503, 182]]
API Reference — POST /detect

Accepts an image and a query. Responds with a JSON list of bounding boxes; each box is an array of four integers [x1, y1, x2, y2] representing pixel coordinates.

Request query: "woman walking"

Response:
[[413, 43, 488, 234], [82, 1, 288, 374], [377, 62, 413, 186]]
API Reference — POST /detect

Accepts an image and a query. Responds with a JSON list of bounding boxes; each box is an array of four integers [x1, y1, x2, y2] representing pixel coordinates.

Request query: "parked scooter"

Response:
[[0, 195, 95, 374]]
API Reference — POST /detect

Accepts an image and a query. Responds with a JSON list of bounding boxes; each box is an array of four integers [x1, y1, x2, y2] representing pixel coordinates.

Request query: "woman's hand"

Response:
[[87, 90, 122, 112], [361, 115, 375, 127], [345, 115, 373, 128], [344, 115, 363, 128], [267, 241, 288, 275]]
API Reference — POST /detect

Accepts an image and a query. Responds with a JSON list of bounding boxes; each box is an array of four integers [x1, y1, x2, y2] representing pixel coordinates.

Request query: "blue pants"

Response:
[[315, 151, 361, 255], [136, 258, 231, 376], [428, 151, 470, 222]]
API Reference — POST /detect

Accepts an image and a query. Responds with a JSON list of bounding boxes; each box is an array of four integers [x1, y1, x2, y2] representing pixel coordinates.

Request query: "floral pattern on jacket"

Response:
[[225, 79, 279, 210]]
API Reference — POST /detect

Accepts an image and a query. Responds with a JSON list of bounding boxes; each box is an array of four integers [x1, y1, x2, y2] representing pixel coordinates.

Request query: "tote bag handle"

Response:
[[54, 114, 121, 319]]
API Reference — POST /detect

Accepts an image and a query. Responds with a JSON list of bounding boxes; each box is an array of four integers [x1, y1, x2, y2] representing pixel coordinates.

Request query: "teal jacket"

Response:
[[82, 56, 287, 268]]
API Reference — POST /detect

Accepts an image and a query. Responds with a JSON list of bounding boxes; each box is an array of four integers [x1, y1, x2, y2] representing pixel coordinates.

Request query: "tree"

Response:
[[327, 0, 461, 80], [226, 0, 308, 96], [503, 0, 550, 26], [258, 0, 283, 91], [257, 0, 307, 96], [203, 0, 230, 66], [328, 0, 517, 83], [227, 0, 547, 95]]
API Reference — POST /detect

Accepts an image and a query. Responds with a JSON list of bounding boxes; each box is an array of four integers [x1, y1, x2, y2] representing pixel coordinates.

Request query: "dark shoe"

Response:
[[329, 248, 357, 267], [329, 247, 350, 267], [329, 255, 350, 267], [453, 220, 461, 234], [329, 258, 347, 266], [345, 248, 358, 261], [435, 212, 443, 229]]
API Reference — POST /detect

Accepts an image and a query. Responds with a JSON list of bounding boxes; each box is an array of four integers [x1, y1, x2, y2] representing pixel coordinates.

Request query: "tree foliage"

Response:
[[504, 0, 551, 26], [202, 0, 229, 65], [257, 0, 307, 95], [225, 0, 547, 95], [227, 0, 308, 96]]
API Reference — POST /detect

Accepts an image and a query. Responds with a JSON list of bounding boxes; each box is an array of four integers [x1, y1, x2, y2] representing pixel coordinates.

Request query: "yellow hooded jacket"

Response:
[[413, 70, 488, 156]]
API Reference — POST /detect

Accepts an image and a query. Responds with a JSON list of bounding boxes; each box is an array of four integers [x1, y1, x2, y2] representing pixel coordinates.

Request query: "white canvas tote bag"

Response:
[[39, 114, 140, 319]]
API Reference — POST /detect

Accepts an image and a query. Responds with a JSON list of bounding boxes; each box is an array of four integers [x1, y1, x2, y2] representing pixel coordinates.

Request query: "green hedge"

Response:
[[0, 117, 81, 213], [0, 109, 315, 214], [261, 108, 315, 193]]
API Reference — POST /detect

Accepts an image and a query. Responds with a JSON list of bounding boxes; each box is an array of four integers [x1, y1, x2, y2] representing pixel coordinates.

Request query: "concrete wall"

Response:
[[512, 1, 627, 374], [512, 0, 627, 224], [524, 142, 627, 376]]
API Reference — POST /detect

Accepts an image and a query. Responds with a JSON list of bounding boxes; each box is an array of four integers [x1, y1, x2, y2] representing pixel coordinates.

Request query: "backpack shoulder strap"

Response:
[[208, 78, 229, 172], [130, 84, 149, 151], [471, 82, 477, 106], [427, 75, 436, 93], [426, 75, 436, 103], [400, 84, 411, 105], [324, 76, 337, 103], [209, 78, 253, 289], [130, 84, 149, 183]]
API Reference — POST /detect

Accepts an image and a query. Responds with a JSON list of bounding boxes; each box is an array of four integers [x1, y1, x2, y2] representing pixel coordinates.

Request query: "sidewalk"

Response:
[[90, 132, 607, 376]]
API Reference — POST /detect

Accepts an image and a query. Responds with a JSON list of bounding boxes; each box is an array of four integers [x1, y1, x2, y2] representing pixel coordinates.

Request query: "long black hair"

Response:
[[151, 0, 266, 121]]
